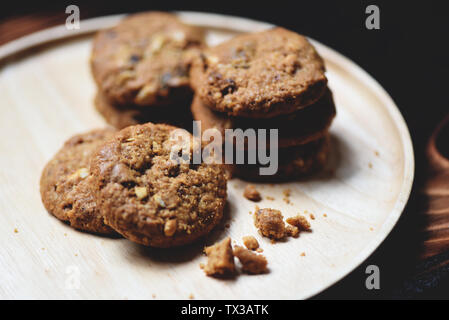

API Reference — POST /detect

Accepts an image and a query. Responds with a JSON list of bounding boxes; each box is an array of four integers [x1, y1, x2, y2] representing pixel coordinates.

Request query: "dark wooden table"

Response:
[[2, 0, 448, 299]]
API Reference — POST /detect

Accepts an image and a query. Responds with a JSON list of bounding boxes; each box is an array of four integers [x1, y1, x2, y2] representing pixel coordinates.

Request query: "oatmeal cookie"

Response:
[[40, 128, 117, 235], [91, 12, 204, 107], [94, 91, 193, 130], [190, 27, 327, 118], [191, 88, 335, 148], [90, 123, 227, 247]]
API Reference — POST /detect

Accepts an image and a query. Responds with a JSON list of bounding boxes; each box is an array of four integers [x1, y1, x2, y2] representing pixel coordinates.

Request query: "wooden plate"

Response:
[[0, 12, 414, 299]]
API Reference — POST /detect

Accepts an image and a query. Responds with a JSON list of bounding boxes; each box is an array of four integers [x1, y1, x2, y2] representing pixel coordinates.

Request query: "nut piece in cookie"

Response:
[[90, 123, 227, 247], [40, 128, 117, 235], [233, 245, 268, 274], [190, 27, 327, 118], [243, 184, 262, 202], [203, 237, 235, 276], [91, 12, 204, 107], [242, 236, 259, 250], [286, 215, 311, 231], [254, 208, 286, 240]]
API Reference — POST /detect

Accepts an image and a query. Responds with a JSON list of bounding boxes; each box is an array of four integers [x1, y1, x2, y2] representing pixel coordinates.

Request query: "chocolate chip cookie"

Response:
[[191, 88, 335, 148], [90, 123, 227, 247], [40, 128, 117, 235], [91, 12, 204, 107], [190, 27, 327, 118], [94, 91, 193, 130]]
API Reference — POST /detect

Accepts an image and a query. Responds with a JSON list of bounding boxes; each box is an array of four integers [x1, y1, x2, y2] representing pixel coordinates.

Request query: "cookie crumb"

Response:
[[309, 213, 315, 220], [265, 196, 275, 201], [256, 248, 264, 253], [243, 184, 262, 202], [282, 189, 291, 204], [254, 208, 285, 240], [203, 237, 235, 276], [242, 236, 259, 250], [300, 252, 306, 257], [286, 215, 311, 231], [286, 225, 300, 238], [152, 294, 156, 299], [370, 227, 374, 231], [368, 162, 373, 169], [233, 246, 268, 274], [189, 293, 195, 299], [14, 228, 18, 233], [323, 213, 327, 217], [375, 150, 380, 156]]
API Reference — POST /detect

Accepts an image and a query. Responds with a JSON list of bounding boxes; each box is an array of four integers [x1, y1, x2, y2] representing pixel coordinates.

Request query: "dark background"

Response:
[[1, 0, 448, 299]]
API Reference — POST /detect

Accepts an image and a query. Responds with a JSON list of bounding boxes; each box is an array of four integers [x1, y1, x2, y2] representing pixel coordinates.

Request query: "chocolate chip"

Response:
[[200, 53, 209, 71], [220, 79, 237, 96], [129, 54, 141, 64]]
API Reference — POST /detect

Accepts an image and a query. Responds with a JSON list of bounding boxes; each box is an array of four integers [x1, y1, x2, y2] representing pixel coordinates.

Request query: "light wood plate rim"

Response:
[[0, 11, 415, 299]]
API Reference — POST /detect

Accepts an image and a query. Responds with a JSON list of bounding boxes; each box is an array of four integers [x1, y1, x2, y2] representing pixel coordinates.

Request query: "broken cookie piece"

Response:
[[242, 236, 259, 251], [233, 245, 268, 274], [254, 208, 286, 240], [285, 225, 299, 238], [243, 184, 262, 202], [203, 237, 235, 276], [286, 215, 311, 231]]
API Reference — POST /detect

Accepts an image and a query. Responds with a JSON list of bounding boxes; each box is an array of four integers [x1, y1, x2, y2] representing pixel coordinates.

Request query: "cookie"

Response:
[[191, 88, 335, 148], [190, 27, 327, 118], [90, 123, 227, 247], [231, 134, 330, 181], [40, 128, 117, 235], [91, 12, 204, 107], [94, 91, 193, 130]]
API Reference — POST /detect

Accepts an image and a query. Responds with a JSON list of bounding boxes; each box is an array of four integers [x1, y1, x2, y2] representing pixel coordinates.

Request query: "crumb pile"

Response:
[[203, 237, 268, 276]]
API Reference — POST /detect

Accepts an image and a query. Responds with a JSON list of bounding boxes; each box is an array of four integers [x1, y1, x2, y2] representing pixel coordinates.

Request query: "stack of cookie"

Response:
[[90, 12, 204, 129], [190, 27, 336, 180]]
